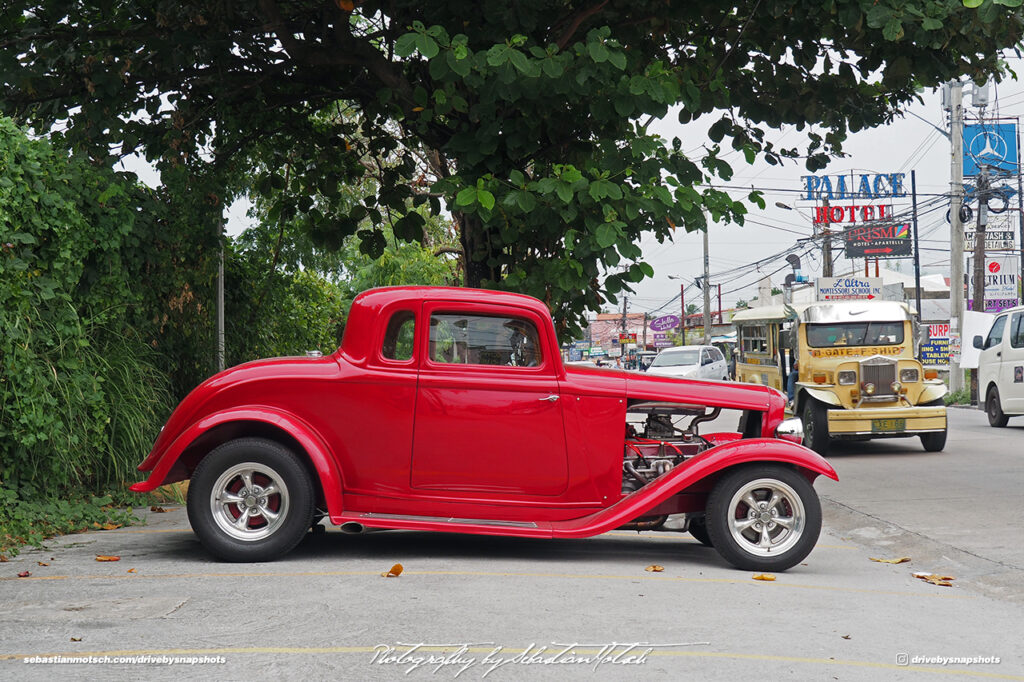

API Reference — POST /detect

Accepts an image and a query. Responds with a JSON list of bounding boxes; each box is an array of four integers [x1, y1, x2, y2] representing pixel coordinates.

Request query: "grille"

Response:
[[861, 356, 896, 397]]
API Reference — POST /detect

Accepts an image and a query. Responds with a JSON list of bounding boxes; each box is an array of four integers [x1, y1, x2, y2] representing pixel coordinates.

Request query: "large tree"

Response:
[[2, 1, 1021, 335]]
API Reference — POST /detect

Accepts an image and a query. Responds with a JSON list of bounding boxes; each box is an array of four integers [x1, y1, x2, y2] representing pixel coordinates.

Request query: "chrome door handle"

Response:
[[539, 395, 560, 402]]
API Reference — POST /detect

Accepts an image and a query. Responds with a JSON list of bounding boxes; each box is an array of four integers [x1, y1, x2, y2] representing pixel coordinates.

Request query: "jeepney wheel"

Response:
[[687, 515, 713, 547], [918, 398, 948, 451], [986, 387, 1009, 428], [705, 464, 822, 571], [801, 399, 830, 456], [187, 438, 315, 562]]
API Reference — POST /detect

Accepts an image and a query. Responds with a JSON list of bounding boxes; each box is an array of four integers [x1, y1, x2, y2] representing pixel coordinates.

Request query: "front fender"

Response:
[[129, 406, 345, 518], [551, 438, 836, 538], [800, 385, 843, 407], [919, 382, 948, 404]]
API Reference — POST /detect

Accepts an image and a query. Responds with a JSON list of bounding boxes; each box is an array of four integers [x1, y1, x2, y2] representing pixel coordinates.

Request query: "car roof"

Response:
[[658, 345, 711, 352]]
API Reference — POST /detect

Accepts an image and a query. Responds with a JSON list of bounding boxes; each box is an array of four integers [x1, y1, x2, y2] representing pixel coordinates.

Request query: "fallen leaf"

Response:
[[36, 562, 48, 567], [17, 571, 31, 578], [99, 523, 121, 530], [913, 572, 955, 587], [127, 568, 136, 574], [752, 573, 776, 581], [870, 556, 911, 564], [95, 555, 121, 562], [841, 635, 851, 640], [70, 637, 81, 642], [150, 506, 167, 513], [0, 555, 7, 562], [381, 563, 403, 578], [645, 565, 664, 573]]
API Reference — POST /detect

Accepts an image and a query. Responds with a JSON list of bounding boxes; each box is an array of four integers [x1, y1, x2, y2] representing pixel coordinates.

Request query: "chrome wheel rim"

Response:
[[727, 478, 805, 557], [210, 462, 290, 542]]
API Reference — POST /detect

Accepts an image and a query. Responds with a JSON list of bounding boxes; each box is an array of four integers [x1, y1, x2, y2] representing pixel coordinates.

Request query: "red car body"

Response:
[[133, 287, 836, 570]]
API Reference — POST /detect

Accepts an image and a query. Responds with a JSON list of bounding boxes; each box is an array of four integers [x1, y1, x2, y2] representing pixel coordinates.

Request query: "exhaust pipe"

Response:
[[339, 522, 365, 534]]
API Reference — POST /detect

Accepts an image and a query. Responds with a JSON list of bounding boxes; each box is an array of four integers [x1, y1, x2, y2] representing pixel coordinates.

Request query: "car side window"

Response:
[[1012, 313, 1024, 349], [986, 315, 1007, 349], [701, 349, 712, 365], [382, 311, 416, 361], [429, 313, 542, 367]]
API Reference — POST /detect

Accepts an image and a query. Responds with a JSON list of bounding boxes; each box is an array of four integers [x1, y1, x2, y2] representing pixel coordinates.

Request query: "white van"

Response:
[[973, 303, 1024, 426]]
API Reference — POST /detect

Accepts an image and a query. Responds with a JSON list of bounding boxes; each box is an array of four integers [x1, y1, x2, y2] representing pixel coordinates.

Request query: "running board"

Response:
[[358, 512, 538, 528]]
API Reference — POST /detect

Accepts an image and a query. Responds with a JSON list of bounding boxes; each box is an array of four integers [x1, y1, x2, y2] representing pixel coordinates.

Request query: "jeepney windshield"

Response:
[[805, 322, 904, 348]]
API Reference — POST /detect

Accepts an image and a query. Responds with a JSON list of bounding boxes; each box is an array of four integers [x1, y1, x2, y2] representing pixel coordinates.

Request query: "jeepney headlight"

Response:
[[890, 381, 902, 394], [838, 370, 857, 385], [899, 368, 919, 383], [862, 382, 876, 395]]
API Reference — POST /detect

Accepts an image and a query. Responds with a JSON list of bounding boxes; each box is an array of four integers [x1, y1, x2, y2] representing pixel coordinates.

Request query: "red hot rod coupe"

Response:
[[132, 287, 837, 571]]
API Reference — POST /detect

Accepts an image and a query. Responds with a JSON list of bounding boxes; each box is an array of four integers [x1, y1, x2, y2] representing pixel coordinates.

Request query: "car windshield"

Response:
[[805, 322, 904, 348], [650, 349, 700, 367]]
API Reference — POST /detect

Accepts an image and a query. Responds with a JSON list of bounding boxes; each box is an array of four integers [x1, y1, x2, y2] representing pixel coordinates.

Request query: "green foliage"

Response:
[[0, 485, 141, 558], [0, 119, 173, 495], [2, 1, 1022, 338]]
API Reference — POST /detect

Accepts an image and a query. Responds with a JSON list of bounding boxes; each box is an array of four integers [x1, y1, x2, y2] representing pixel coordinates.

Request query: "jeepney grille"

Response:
[[861, 356, 896, 397]]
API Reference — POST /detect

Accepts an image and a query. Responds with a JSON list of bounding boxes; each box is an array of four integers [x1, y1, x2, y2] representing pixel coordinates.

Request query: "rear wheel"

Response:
[[705, 465, 822, 571], [987, 387, 1009, 427], [802, 398, 830, 455], [187, 438, 315, 562]]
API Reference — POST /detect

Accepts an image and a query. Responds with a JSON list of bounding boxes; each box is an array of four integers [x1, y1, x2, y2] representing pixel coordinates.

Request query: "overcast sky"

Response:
[[629, 70, 1024, 319]]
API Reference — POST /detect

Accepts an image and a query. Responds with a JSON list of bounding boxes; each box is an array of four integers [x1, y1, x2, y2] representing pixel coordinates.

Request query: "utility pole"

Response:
[[970, 167, 991, 404], [217, 216, 226, 373], [949, 80, 966, 395], [821, 198, 833, 277], [912, 170, 923, 320], [703, 228, 712, 344]]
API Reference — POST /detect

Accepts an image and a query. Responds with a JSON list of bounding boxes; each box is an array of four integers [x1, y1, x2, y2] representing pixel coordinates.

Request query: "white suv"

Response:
[[973, 304, 1024, 426], [646, 345, 730, 381]]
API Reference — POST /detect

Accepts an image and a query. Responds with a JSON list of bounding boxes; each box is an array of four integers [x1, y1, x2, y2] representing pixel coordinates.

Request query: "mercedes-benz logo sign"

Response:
[[969, 131, 1009, 164]]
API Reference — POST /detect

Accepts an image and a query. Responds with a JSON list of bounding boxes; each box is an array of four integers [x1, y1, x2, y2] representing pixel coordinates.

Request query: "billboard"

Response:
[[967, 254, 1020, 313], [842, 222, 912, 258]]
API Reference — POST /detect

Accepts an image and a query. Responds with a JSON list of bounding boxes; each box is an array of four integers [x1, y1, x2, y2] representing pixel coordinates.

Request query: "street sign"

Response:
[[816, 277, 885, 301], [964, 230, 1016, 252], [963, 123, 1018, 176], [842, 222, 912, 258], [650, 314, 680, 331], [653, 333, 672, 348]]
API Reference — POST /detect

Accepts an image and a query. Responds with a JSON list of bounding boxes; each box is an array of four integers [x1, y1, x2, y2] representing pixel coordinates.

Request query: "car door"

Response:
[[410, 303, 570, 497], [1001, 311, 1024, 412], [699, 348, 715, 379], [978, 313, 1008, 406]]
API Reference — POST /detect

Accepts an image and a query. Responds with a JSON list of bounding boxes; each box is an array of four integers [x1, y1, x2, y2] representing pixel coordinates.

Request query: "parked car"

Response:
[[131, 287, 836, 571], [973, 303, 1024, 426], [646, 345, 730, 381]]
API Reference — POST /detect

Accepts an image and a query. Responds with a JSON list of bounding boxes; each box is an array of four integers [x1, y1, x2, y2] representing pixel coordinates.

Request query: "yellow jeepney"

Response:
[[733, 301, 947, 454]]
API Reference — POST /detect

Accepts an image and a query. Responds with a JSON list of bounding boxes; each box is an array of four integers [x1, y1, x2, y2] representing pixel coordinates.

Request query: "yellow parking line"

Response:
[[0, 646, 1017, 678], [0, 569, 969, 599]]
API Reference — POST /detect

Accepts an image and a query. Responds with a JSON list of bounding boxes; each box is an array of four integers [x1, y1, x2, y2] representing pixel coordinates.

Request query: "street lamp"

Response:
[[668, 275, 686, 345]]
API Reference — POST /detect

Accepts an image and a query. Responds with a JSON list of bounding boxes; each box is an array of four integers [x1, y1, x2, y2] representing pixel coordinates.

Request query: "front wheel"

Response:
[[802, 398, 830, 455], [187, 438, 315, 562], [987, 387, 1009, 427], [705, 465, 822, 571]]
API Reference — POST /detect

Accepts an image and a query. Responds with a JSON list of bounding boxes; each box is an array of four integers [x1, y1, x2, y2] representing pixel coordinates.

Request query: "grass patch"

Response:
[[0, 487, 145, 560]]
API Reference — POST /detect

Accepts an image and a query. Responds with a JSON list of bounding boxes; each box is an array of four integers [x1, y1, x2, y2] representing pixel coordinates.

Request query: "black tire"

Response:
[[919, 430, 947, 452], [801, 398, 830, 456], [187, 437, 315, 562], [687, 515, 713, 547], [987, 387, 1009, 427], [705, 464, 822, 572]]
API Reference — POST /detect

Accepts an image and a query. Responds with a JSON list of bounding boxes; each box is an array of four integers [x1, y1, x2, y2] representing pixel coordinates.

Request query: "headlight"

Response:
[[890, 381, 902, 394], [838, 370, 857, 385], [899, 368, 919, 383], [862, 382, 876, 395], [775, 417, 804, 445]]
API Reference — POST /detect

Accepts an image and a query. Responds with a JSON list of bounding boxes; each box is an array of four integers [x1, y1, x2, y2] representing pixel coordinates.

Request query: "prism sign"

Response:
[[816, 277, 885, 301]]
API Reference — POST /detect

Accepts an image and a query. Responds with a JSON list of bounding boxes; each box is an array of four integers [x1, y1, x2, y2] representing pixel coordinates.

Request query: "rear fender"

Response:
[[129, 407, 344, 518], [552, 438, 836, 538]]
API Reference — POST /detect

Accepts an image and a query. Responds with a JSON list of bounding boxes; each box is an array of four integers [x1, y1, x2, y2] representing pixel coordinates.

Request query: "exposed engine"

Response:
[[622, 402, 720, 495]]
